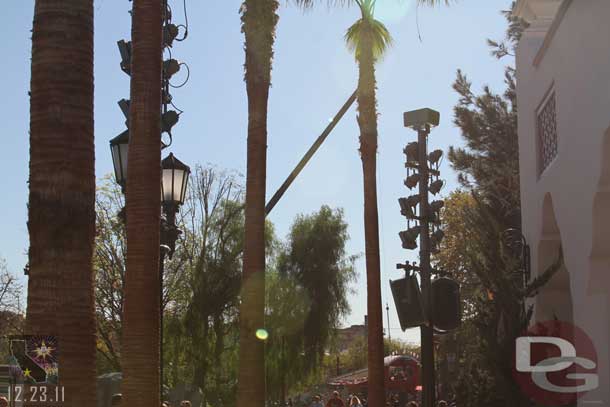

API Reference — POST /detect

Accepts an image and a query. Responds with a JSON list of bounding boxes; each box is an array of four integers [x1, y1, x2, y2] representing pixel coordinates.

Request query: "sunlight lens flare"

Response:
[[375, 0, 415, 25], [255, 329, 269, 341]]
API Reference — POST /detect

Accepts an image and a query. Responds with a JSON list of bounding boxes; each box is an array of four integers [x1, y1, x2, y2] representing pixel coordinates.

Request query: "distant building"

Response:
[[335, 324, 366, 353], [514, 0, 610, 402]]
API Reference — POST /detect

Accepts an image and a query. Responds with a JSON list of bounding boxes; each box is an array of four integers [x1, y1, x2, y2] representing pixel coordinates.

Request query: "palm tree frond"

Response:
[[290, 0, 355, 9], [344, 5, 393, 62], [417, 0, 453, 6]]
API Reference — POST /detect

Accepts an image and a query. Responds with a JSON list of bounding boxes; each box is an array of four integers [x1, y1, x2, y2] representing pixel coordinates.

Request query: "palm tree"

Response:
[[26, 0, 96, 405], [345, 2, 449, 406], [121, 0, 163, 405], [236, 1, 279, 406], [345, 2, 392, 406]]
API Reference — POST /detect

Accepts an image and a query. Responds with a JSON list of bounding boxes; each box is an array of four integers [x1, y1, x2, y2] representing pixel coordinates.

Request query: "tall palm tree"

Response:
[[26, 0, 96, 405], [121, 0, 163, 405], [345, 2, 392, 405], [345, 2, 449, 405], [236, 1, 279, 406]]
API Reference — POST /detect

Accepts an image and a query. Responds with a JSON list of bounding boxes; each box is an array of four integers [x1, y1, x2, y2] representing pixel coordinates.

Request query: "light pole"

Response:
[[386, 303, 391, 344], [109, 145, 191, 400], [399, 108, 443, 407]]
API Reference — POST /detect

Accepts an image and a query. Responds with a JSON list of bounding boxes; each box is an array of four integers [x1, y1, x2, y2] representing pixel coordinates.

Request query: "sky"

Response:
[[2, 0, 513, 344]]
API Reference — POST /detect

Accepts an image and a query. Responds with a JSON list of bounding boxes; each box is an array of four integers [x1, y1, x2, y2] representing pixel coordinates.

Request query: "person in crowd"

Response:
[[349, 395, 362, 407], [0, 396, 8, 407], [360, 396, 367, 407], [437, 401, 448, 407], [325, 391, 345, 407], [311, 394, 324, 407], [111, 393, 122, 406]]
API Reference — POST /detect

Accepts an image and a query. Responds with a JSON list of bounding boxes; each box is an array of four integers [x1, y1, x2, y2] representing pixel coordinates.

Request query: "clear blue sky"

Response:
[[2, 0, 513, 344]]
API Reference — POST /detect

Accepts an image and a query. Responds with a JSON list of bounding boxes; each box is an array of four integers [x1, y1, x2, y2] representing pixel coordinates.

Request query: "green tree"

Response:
[[93, 167, 246, 404], [93, 179, 126, 373], [278, 206, 357, 367], [432, 6, 566, 405], [93, 176, 191, 375], [0, 258, 25, 363], [448, 2, 527, 227], [266, 206, 357, 403], [181, 166, 246, 406], [26, 0, 97, 404]]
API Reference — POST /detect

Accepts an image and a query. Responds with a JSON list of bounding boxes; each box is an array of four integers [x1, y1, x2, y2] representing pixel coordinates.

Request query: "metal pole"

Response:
[[265, 91, 357, 216], [386, 303, 391, 343], [418, 125, 435, 407], [159, 248, 166, 402]]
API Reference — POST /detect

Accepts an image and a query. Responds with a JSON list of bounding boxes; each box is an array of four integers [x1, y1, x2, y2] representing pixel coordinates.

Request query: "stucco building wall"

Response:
[[515, 0, 610, 403]]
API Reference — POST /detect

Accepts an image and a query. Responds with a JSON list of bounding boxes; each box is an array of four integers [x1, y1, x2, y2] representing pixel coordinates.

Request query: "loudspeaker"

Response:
[[390, 275, 425, 331], [431, 277, 461, 332]]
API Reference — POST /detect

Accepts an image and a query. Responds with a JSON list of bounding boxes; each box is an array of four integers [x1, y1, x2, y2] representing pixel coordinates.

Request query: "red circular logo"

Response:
[[513, 320, 598, 406]]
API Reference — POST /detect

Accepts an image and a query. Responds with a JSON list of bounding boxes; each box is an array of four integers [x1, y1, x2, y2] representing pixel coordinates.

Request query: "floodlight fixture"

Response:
[[399, 226, 420, 250], [117, 40, 132, 75], [403, 108, 440, 129], [430, 179, 444, 195], [399, 196, 419, 219], [404, 173, 420, 190], [429, 149, 443, 165], [161, 110, 180, 134], [163, 23, 179, 48], [430, 200, 445, 214], [163, 59, 181, 80], [404, 142, 419, 164]]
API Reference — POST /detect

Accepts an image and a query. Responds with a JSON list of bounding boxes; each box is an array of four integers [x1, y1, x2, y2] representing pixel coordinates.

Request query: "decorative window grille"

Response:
[[537, 92, 558, 175]]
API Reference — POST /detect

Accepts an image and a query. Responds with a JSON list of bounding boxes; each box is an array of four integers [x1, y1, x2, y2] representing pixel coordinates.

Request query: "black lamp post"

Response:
[[109, 144, 190, 398], [159, 152, 190, 396], [109, 130, 129, 192], [161, 152, 191, 252]]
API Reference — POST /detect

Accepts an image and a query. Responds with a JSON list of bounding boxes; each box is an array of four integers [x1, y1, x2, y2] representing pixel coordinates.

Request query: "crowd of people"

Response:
[[0, 391, 456, 407], [306, 391, 454, 407], [111, 392, 192, 407]]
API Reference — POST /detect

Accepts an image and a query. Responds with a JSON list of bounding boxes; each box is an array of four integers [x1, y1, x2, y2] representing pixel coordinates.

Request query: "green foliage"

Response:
[[93, 177, 127, 372], [434, 5, 561, 406], [277, 206, 357, 369], [94, 172, 357, 405], [0, 257, 24, 364], [345, 1, 393, 62], [265, 206, 357, 401]]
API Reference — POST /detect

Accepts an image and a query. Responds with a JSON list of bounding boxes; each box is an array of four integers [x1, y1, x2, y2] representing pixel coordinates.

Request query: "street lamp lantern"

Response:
[[109, 130, 129, 190], [161, 152, 191, 212]]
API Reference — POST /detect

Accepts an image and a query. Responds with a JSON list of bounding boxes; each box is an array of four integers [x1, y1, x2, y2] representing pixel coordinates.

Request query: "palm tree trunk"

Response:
[[122, 0, 163, 405], [27, 0, 96, 405], [357, 38, 385, 407], [237, 1, 278, 406]]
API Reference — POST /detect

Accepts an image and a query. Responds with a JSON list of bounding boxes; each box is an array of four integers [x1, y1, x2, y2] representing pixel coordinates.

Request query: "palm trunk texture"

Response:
[[237, 1, 278, 406], [27, 0, 97, 405], [357, 35, 385, 407], [122, 0, 163, 405]]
